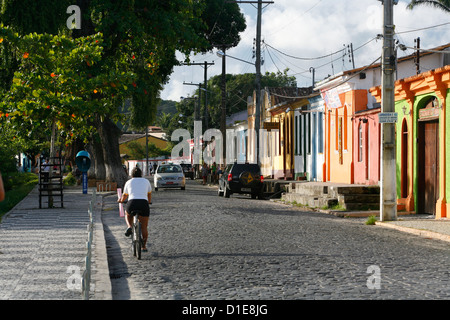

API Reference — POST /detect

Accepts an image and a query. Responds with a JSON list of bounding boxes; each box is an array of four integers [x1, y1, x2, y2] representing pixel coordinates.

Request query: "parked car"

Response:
[[154, 163, 185, 191], [218, 163, 264, 199], [180, 163, 195, 180]]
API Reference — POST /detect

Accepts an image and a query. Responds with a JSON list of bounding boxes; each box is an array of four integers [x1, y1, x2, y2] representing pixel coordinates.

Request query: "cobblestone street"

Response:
[[102, 180, 450, 300]]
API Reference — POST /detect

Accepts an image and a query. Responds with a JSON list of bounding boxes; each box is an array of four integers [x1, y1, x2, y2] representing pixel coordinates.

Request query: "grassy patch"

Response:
[[0, 173, 38, 219], [63, 172, 77, 186], [290, 200, 308, 208], [321, 203, 346, 211], [365, 215, 378, 225]]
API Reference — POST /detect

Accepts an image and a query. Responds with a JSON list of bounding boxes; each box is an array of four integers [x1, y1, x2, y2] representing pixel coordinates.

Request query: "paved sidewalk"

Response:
[[0, 185, 110, 300], [375, 215, 450, 243], [270, 197, 450, 244]]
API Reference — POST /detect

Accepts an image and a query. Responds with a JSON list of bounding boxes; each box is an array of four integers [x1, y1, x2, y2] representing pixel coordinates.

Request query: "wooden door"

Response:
[[401, 120, 408, 198], [418, 120, 439, 214]]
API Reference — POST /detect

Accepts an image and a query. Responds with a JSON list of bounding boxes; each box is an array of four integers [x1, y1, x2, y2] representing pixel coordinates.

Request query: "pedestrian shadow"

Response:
[[103, 223, 132, 300]]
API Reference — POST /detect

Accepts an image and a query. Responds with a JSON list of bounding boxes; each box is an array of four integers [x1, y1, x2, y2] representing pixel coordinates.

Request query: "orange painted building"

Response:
[[320, 88, 369, 184]]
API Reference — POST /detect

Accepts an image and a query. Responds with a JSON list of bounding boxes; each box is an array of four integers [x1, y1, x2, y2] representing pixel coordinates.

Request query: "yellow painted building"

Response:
[[248, 87, 312, 179], [119, 127, 170, 159]]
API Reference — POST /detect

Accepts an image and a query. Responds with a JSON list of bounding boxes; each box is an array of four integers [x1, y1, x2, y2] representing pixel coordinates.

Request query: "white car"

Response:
[[154, 164, 186, 191]]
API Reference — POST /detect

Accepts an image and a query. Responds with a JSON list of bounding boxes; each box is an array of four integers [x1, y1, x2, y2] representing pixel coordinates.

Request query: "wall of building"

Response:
[[372, 64, 450, 218], [325, 90, 367, 183], [352, 108, 380, 185]]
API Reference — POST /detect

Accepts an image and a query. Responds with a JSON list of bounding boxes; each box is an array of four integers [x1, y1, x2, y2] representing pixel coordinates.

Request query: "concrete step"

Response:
[[282, 193, 337, 209], [342, 202, 380, 211], [287, 183, 329, 196], [338, 194, 380, 203], [329, 185, 380, 196], [282, 182, 381, 211]]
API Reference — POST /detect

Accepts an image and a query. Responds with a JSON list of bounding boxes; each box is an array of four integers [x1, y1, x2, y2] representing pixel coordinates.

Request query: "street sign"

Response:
[[378, 112, 398, 124], [263, 122, 279, 131]]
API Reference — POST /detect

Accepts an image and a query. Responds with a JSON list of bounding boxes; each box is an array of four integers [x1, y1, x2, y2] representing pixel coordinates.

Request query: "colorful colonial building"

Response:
[[293, 93, 325, 181], [248, 87, 313, 179], [316, 43, 450, 189], [370, 65, 450, 218]]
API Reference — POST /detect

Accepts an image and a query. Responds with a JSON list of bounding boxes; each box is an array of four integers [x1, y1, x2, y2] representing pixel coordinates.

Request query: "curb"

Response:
[[375, 221, 450, 243], [92, 192, 113, 300]]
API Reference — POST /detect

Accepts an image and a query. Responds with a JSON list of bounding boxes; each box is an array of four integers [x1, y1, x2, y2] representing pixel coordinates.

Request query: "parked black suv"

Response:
[[218, 163, 264, 199]]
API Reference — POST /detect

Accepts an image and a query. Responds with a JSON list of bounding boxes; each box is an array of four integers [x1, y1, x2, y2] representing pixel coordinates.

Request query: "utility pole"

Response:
[[255, 0, 262, 165], [380, 0, 397, 221], [221, 45, 227, 165], [414, 37, 421, 74], [204, 61, 214, 129], [181, 61, 215, 129], [348, 43, 355, 69], [230, 0, 273, 165], [183, 82, 203, 122]]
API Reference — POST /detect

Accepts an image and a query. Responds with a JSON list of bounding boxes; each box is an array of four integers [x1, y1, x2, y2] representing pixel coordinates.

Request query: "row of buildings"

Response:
[[226, 43, 450, 219]]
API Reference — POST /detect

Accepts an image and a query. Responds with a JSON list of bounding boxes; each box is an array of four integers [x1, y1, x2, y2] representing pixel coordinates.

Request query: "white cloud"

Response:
[[161, 0, 450, 101]]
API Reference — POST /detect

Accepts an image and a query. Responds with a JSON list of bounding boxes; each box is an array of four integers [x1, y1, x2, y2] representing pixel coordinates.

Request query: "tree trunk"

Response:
[[66, 137, 85, 171], [88, 134, 106, 181], [96, 115, 127, 189]]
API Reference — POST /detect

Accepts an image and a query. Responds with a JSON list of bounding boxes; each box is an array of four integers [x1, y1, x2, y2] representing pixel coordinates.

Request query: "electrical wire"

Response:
[[263, 40, 345, 61], [262, 36, 379, 82], [268, 56, 382, 100], [395, 21, 450, 34], [399, 45, 450, 54]]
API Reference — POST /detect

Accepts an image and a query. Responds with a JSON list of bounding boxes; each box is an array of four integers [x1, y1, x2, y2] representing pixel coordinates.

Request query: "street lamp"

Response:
[[216, 50, 254, 65]]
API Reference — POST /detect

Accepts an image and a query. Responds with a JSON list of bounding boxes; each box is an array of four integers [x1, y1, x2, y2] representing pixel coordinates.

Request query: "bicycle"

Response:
[[130, 210, 144, 260]]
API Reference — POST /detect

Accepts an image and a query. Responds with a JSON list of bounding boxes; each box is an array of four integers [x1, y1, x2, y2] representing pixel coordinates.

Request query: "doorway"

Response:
[[418, 119, 439, 215], [401, 119, 408, 199]]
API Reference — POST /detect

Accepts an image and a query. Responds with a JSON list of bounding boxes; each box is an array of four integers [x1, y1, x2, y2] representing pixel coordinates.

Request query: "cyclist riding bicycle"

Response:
[[118, 167, 152, 252]]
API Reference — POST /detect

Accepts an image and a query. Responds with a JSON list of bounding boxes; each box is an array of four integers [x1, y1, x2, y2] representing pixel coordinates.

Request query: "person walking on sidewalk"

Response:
[[117, 167, 152, 252], [201, 163, 208, 185], [211, 162, 217, 184]]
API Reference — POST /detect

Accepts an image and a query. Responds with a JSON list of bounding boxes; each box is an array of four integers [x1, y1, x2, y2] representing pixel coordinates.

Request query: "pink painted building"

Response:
[[352, 107, 381, 185]]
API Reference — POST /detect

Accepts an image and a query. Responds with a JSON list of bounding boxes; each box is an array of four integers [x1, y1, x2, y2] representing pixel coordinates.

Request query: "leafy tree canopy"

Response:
[[407, 0, 450, 12], [0, 27, 136, 144], [161, 69, 297, 139]]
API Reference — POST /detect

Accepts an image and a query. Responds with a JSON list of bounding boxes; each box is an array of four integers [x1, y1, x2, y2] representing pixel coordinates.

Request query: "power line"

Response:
[[268, 56, 382, 100], [262, 36, 379, 80], [263, 40, 345, 61], [263, 44, 313, 81], [399, 45, 450, 54], [395, 21, 450, 34]]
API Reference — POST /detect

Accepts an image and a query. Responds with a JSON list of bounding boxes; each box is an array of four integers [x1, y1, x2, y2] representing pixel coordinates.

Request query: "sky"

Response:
[[160, 0, 450, 102]]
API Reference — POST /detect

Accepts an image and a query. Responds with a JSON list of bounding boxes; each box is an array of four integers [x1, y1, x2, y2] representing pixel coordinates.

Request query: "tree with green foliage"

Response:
[[167, 69, 297, 138], [407, 0, 450, 12], [1, 0, 247, 187], [200, 0, 246, 51]]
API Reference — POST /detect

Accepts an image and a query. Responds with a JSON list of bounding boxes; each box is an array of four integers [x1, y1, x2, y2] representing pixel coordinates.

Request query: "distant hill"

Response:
[[157, 100, 177, 116]]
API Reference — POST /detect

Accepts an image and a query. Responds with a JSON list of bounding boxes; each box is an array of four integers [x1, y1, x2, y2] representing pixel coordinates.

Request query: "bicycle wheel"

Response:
[[132, 227, 137, 257], [135, 221, 142, 260]]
